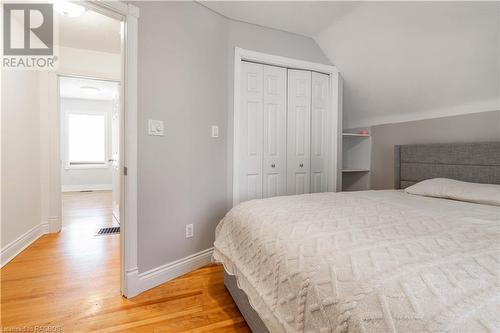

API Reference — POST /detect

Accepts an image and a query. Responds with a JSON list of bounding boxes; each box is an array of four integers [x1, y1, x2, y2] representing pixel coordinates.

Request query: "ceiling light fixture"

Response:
[[80, 86, 101, 95], [54, 0, 86, 18]]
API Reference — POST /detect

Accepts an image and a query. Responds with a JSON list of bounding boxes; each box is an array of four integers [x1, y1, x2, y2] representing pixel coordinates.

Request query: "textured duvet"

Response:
[[213, 190, 500, 333]]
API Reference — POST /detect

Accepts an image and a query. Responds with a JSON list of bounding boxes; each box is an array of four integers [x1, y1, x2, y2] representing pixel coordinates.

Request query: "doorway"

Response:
[[59, 76, 121, 232], [43, 1, 128, 295], [41, 0, 138, 297]]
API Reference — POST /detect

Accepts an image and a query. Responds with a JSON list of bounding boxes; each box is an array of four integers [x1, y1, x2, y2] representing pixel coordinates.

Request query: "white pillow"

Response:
[[405, 178, 500, 206]]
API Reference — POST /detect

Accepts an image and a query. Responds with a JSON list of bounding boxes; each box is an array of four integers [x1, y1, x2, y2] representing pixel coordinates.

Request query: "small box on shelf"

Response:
[[342, 133, 370, 137]]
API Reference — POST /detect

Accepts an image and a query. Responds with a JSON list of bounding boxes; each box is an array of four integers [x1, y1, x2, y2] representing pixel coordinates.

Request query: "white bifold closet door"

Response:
[[310, 72, 330, 193], [239, 62, 287, 201], [262, 65, 287, 198], [286, 70, 329, 195], [238, 62, 330, 202], [287, 69, 311, 195], [239, 62, 264, 202]]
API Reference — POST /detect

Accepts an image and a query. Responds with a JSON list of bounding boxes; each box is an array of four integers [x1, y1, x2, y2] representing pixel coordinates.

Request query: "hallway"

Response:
[[0, 191, 248, 332], [1, 191, 120, 330]]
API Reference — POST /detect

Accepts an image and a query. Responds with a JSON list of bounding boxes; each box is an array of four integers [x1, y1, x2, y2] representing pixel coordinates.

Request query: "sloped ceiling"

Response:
[[201, 1, 500, 128], [200, 1, 358, 37], [315, 2, 500, 128]]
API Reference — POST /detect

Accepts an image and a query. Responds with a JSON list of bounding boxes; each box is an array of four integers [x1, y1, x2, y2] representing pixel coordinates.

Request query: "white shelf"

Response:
[[341, 128, 372, 191], [342, 169, 370, 173], [342, 133, 370, 137]]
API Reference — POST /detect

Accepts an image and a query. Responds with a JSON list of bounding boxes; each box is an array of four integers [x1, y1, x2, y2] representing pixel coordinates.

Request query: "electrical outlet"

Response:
[[185, 224, 194, 238]]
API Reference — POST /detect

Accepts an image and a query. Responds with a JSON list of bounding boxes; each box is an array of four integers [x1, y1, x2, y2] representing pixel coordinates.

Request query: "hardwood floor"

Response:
[[1, 191, 250, 332]]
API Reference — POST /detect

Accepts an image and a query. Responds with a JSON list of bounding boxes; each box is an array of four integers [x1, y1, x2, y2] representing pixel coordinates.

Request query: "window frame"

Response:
[[63, 108, 110, 170]]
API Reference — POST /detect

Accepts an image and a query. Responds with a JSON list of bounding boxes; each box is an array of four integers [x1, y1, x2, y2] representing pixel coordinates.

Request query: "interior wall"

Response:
[[60, 98, 113, 191], [135, 1, 228, 273], [56, 46, 121, 80], [1, 70, 42, 247], [133, 1, 331, 272], [370, 110, 500, 190]]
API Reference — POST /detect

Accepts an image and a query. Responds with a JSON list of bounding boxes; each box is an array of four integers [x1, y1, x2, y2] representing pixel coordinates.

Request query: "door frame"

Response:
[[232, 47, 343, 206], [43, 1, 139, 298]]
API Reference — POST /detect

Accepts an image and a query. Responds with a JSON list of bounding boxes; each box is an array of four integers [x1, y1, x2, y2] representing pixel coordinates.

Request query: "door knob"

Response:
[[299, 163, 304, 168], [271, 163, 275, 168]]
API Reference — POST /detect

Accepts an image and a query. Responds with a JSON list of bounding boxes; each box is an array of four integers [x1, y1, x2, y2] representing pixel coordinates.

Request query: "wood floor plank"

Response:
[[1, 191, 250, 332]]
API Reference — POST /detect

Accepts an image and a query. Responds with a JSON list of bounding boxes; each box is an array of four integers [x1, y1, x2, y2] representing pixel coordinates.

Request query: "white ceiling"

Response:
[[60, 76, 119, 101], [57, 7, 121, 54], [200, 1, 358, 37], [201, 1, 500, 128]]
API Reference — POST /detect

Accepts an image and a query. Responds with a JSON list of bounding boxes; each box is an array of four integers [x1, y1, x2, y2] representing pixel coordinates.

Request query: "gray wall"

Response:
[[1, 71, 41, 247], [370, 111, 500, 190], [133, 1, 330, 272]]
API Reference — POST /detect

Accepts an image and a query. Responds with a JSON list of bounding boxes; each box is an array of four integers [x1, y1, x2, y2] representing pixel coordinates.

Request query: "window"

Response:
[[67, 113, 106, 166]]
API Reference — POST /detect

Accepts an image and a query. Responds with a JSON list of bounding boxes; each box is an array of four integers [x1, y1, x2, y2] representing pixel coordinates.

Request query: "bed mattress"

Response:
[[213, 190, 500, 333]]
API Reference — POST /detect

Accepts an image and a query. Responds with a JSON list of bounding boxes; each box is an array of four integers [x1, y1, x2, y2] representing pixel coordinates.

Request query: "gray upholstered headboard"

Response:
[[394, 142, 500, 189]]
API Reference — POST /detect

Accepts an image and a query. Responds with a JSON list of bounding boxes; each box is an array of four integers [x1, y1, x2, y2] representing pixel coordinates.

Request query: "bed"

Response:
[[213, 142, 500, 333]]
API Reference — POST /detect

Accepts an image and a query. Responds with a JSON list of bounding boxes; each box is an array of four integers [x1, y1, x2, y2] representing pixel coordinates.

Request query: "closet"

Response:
[[237, 59, 339, 204]]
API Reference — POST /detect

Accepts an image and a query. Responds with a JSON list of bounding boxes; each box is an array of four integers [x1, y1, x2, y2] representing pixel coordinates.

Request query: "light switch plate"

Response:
[[211, 125, 219, 138], [185, 224, 194, 238], [148, 120, 164, 136]]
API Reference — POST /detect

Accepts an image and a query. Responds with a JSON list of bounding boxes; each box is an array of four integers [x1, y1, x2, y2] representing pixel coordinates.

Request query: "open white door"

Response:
[[111, 91, 121, 224]]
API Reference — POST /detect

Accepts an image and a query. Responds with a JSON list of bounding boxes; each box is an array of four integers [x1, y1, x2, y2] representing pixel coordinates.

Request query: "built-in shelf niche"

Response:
[[342, 130, 371, 191]]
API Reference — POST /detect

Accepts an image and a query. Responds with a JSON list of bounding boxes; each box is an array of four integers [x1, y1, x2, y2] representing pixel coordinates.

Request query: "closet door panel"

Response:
[[311, 72, 330, 193], [240, 61, 263, 202], [287, 69, 311, 195], [263, 65, 287, 198]]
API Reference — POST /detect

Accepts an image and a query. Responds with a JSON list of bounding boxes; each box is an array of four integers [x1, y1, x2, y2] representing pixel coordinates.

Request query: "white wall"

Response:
[[314, 1, 500, 129], [1, 70, 42, 248], [133, 1, 331, 273], [60, 98, 113, 192], [56, 46, 121, 80]]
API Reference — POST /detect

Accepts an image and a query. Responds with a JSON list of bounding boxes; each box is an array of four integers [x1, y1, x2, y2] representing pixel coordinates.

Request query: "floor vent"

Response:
[[96, 227, 120, 236]]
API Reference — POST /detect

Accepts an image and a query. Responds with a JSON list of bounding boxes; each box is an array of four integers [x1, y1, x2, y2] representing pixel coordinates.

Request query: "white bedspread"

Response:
[[213, 190, 500, 333]]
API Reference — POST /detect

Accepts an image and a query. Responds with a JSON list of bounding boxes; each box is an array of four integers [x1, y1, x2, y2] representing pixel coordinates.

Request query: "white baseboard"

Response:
[[61, 184, 112, 192], [1, 222, 49, 268], [125, 247, 214, 298], [47, 216, 61, 233]]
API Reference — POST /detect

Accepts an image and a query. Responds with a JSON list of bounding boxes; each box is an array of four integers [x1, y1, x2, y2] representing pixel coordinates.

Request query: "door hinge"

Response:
[[124, 166, 128, 176]]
